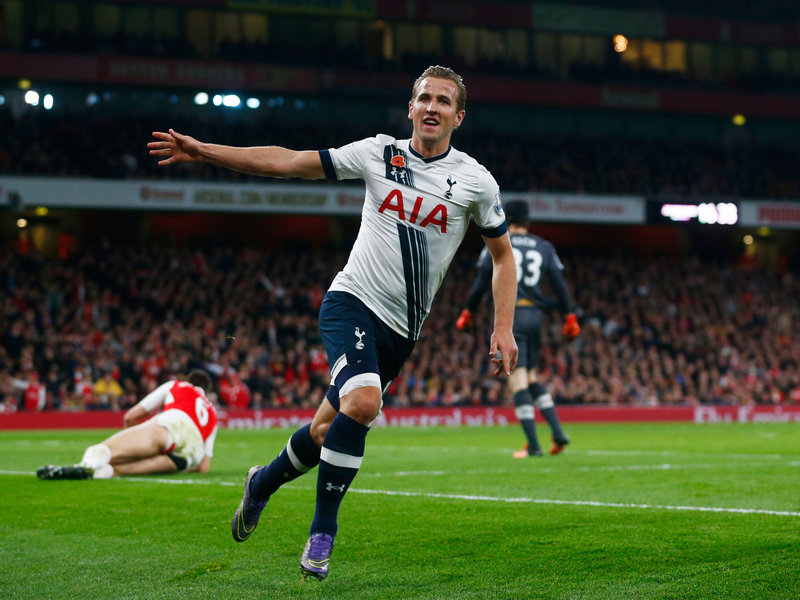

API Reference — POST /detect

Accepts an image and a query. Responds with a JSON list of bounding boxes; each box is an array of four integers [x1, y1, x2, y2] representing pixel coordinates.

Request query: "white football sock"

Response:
[[92, 464, 114, 479], [80, 443, 112, 469]]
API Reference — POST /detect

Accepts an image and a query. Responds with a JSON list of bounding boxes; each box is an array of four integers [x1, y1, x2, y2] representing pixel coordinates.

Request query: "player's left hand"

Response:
[[489, 328, 518, 377], [563, 313, 580, 341], [148, 129, 204, 166]]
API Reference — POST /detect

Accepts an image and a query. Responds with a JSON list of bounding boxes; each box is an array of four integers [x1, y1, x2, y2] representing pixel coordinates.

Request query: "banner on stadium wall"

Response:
[[377, 0, 530, 27], [504, 193, 645, 224], [533, 3, 665, 37], [227, 0, 376, 18], [4, 54, 800, 119], [1, 176, 647, 223], [0, 176, 366, 215], [739, 201, 800, 229], [3, 405, 799, 430]]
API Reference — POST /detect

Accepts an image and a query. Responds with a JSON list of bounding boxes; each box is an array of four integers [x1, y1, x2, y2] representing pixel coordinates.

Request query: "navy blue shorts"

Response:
[[319, 291, 416, 409], [513, 306, 543, 370]]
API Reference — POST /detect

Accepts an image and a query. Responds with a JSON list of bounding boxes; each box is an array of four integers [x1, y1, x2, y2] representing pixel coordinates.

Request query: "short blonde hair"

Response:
[[411, 65, 467, 113]]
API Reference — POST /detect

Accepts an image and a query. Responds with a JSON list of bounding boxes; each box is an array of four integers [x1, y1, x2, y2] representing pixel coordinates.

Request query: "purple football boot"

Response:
[[231, 465, 267, 542], [300, 532, 334, 580]]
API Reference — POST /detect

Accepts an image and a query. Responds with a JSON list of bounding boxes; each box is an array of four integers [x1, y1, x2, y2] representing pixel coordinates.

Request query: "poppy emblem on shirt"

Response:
[[391, 155, 406, 168]]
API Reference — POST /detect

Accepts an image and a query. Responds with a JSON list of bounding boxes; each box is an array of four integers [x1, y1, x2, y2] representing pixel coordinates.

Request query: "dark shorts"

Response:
[[513, 306, 543, 370], [319, 291, 416, 406]]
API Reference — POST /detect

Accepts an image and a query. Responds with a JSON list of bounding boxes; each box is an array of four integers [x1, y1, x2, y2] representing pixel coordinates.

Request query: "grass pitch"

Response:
[[1, 422, 798, 599]]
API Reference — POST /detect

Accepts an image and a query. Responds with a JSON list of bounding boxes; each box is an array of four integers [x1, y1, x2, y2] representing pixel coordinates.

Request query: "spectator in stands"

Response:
[[94, 370, 124, 411], [2, 240, 799, 411]]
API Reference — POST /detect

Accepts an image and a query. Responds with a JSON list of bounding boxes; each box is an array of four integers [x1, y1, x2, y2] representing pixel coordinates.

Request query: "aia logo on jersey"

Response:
[[444, 176, 457, 199], [379, 189, 448, 233], [384, 145, 415, 187]]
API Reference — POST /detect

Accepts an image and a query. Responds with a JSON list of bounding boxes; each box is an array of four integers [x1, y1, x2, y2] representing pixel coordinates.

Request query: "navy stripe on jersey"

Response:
[[383, 145, 415, 188], [479, 220, 508, 238], [319, 149, 336, 180], [397, 223, 429, 340]]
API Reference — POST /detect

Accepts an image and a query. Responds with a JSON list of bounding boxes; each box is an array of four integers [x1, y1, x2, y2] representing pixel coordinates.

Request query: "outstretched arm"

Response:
[[483, 233, 518, 376], [148, 129, 326, 179]]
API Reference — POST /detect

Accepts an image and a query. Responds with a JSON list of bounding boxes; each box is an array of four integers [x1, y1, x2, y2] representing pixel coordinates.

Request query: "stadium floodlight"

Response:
[[194, 92, 209, 105], [0, 94, 5, 106], [24, 90, 40, 106], [222, 94, 241, 108], [743, 235, 754, 245], [614, 34, 628, 53], [732, 114, 746, 126], [43, 94, 54, 110], [18, 78, 31, 90], [246, 97, 260, 109], [212, 94, 223, 106], [16, 218, 28, 228], [87, 92, 99, 106]]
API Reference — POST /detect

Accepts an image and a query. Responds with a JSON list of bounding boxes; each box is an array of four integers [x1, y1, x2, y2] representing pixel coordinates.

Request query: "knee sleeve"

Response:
[[534, 393, 554, 410], [515, 405, 535, 420], [513, 390, 534, 420]]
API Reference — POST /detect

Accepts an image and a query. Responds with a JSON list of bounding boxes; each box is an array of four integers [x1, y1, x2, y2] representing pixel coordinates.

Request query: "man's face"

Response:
[[408, 77, 465, 147]]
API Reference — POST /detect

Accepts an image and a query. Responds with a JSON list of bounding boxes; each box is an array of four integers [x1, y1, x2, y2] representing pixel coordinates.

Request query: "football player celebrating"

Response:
[[457, 200, 578, 457], [37, 369, 217, 479], [148, 65, 518, 581]]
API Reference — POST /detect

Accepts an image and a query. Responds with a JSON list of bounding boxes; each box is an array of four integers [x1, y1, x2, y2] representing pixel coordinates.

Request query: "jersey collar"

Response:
[[408, 143, 452, 163]]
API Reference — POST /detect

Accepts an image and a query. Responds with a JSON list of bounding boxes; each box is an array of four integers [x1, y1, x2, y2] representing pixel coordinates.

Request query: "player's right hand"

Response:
[[456, 309, 473, 331], [148, 129, 204, 166], [563, 313, 580, 341]]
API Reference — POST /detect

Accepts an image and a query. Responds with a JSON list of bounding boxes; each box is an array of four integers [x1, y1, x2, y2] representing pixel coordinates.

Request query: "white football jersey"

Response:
[[320, 134, 507, 340]]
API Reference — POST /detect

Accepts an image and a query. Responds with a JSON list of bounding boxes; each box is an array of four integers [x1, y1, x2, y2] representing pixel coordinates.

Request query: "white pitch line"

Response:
[[359, 461, 799, 477], [585, 449, 793, 460], [345, 488, 800, 518], [4, 469, 798, 518]]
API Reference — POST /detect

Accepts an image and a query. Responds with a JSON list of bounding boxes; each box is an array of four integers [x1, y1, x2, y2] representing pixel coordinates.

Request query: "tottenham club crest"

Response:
[[354, 327, 365, 350], [444, 176, 457, 199]]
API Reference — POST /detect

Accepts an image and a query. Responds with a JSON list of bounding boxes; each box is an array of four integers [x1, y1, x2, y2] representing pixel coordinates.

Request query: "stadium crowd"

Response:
[[1, 240, 798, 413], [3, 109, 799, 199]]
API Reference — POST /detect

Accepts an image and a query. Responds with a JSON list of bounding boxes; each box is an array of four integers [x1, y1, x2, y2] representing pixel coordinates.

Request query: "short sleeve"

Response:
[[137, 381, 173, 412], [472, 169, 507, 238], [320, 136, 381, 181]]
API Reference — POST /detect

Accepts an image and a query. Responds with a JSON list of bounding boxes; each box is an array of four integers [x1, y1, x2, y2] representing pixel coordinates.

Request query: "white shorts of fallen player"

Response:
[[155, 409, 205, 469]]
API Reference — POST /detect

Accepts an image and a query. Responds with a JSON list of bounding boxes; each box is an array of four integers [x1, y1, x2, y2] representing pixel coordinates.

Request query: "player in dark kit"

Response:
[[457, 199, 579, 456]]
